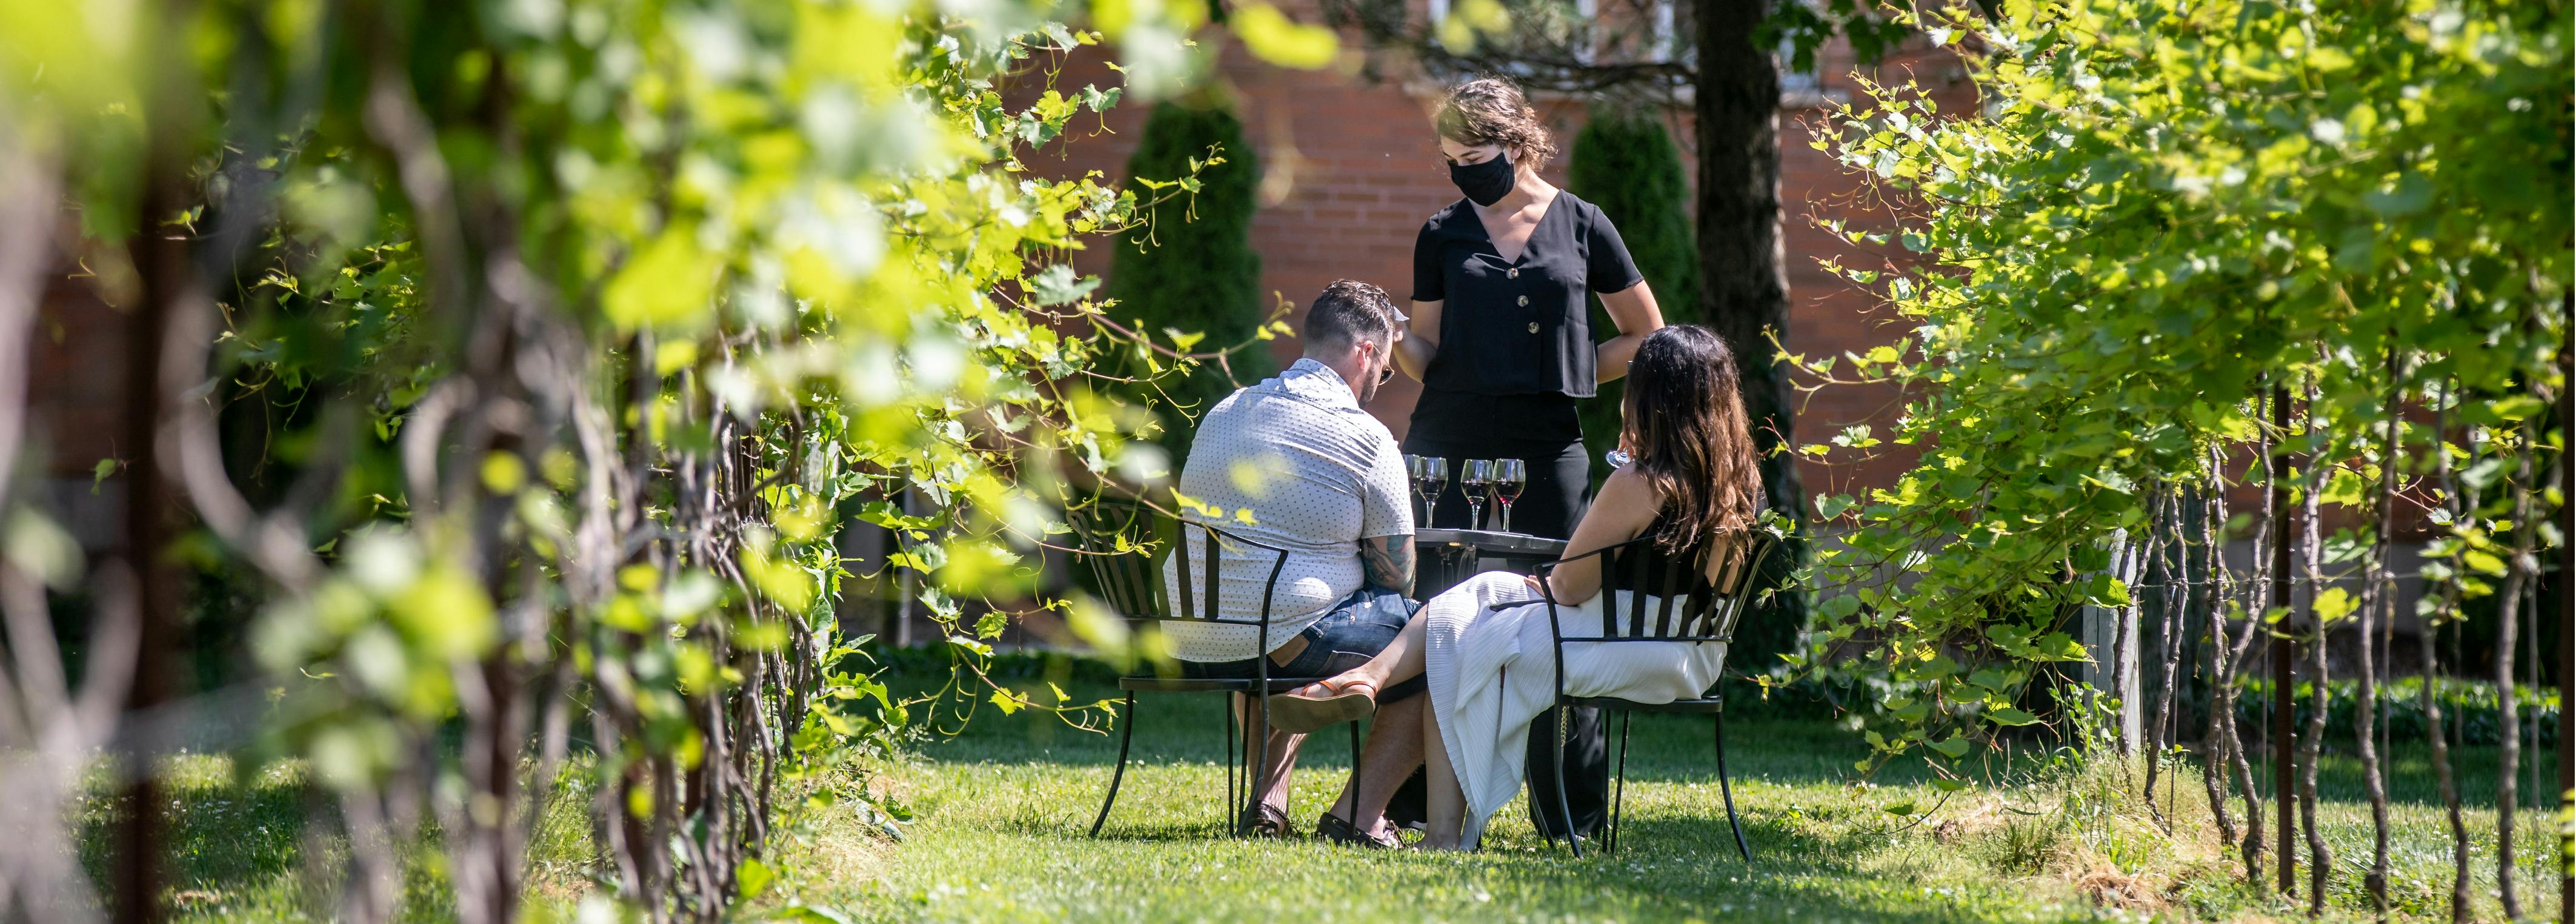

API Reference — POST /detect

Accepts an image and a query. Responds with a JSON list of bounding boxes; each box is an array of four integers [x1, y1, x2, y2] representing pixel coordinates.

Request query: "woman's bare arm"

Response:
[[1539, 467, 1661, 605], [1593, 283, 1665, 384], [1395, 299, 1442, 381]]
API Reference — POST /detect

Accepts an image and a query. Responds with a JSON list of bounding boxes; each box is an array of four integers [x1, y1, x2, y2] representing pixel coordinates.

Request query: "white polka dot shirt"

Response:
[[1161, 359, 1414, 661]]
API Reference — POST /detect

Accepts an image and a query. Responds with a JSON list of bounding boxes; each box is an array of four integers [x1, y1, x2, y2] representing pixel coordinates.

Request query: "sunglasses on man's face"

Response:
[[1360, 339, 1398, 386]]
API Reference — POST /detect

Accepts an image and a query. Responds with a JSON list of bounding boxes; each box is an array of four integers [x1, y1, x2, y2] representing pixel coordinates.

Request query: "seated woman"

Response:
[[1268, 324, 1764, 849]]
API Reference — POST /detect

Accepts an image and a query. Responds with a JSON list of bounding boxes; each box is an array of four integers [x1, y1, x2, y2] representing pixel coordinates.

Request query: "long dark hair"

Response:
[[1619, 325, 1762, 549]]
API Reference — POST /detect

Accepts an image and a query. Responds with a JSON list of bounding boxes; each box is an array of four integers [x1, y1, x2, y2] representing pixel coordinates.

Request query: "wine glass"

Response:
[[1460, 459, 1494, 531], [1416, 457, 1449, 525], [1403, 455, 1429, 521], [1492, 458, 1526, 532]]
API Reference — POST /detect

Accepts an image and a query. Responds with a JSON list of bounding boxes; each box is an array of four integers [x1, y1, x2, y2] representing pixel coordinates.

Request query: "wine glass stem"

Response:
[[1499, 501, 1511, 532]]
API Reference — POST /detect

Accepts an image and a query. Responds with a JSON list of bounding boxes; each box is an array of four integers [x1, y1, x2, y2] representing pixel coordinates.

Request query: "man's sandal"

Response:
[[1237, 802, 1296, 839], [1264, 677, 1378, 734]]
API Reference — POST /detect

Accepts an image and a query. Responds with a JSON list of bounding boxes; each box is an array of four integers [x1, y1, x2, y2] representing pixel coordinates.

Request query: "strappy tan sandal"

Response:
[[1264, 677, 1379, 734], [1314, 812, 1402, 849]]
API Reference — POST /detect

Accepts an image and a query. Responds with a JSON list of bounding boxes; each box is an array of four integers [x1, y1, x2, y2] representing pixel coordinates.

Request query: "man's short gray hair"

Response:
[[1302, 280, 1398, 355]]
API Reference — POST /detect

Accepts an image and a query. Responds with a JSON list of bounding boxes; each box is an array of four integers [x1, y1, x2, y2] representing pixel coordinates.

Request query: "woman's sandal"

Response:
[[1314, 812, 1402, 849], [1264, 677, 1379, 734]]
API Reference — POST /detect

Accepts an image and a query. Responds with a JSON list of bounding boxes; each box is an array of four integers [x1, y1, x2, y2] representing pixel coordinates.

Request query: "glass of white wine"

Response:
[[1460, 459, 1494, 531], [1416, 456, 1448, 525]]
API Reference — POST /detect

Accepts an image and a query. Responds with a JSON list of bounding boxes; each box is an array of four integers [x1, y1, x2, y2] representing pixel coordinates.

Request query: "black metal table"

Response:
[[1414, 528, 1569, 597]]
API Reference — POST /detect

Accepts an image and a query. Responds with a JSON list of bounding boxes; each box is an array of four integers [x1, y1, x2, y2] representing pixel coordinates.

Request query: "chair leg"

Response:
[[1609, 711, 1632, 854], [1553, 704, 1582, 859], [1090, 691, 1137, 837], [1246, 689, 1272, 837], [1225, 693, 1240, 828], [1348, 715, 1363, 828], [1715, 709, 1750, 862]]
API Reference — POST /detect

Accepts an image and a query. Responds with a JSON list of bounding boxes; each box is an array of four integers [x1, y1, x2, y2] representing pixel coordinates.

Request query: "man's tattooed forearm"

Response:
[[1360, 535, 1414, 596]]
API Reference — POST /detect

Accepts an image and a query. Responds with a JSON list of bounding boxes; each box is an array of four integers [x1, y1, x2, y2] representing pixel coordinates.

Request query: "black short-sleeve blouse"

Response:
[[1409, 191, 1643, 400]]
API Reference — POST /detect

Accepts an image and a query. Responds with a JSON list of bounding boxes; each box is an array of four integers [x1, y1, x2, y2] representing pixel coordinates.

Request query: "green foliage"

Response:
[[2237, 675, 2562, 749], [1107, 98, 1278, 464], [0, 0, 1339, 916], [1756, 0, 1921, 73], [1791, 0, 2569, 778]]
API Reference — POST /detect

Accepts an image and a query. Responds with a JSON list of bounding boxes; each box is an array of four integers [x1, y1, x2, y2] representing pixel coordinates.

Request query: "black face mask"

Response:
[[1448, 151, 1515, 206]]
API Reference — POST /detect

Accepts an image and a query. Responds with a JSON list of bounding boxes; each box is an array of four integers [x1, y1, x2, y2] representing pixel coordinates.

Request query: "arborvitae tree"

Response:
[[1108, 98, 1270, 466], [1566, 104, 1701, 487]]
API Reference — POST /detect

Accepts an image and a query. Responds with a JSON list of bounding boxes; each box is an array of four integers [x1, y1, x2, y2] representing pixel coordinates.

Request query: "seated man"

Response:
[[1162, 279, 1425, 844]]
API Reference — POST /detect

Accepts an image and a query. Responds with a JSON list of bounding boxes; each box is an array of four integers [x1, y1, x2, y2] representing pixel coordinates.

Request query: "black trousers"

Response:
[[1389, 426, 1610, 840]]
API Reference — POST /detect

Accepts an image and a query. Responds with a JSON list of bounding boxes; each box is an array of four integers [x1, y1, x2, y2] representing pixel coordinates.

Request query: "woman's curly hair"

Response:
[[1434, 76, 1557, 172]]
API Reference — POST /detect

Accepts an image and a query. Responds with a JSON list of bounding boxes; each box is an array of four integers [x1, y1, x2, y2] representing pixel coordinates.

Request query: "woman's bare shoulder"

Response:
[[1593, 466, 1664, 524], [1597, 465, 1656, 500]]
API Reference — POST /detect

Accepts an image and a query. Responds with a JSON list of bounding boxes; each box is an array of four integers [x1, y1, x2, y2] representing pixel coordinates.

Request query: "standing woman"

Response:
[[1394, 76, 1665, 842], [1396, 76, 1665, 542]]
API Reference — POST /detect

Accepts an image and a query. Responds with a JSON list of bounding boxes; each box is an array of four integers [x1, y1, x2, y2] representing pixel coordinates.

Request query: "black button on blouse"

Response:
[[1409, 190, 1644, 400]]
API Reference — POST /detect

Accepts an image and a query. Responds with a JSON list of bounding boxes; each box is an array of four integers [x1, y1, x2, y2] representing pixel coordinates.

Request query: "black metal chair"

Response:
[[1068, 501, 1365, 837], [1528, 528, 1784, 860]]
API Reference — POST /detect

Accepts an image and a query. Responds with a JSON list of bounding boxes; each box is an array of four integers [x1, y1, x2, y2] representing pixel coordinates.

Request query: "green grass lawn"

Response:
[[757, 667, 2566, 924], [73, 663, 2571, 923]]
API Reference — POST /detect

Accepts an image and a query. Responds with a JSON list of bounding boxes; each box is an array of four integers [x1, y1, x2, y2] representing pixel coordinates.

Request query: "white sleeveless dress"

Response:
[[1422, 571, 1730, 848]]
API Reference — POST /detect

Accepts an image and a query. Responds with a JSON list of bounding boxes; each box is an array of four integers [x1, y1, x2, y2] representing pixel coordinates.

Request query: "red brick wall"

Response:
[[1017, 26, 1974, 505], [27, 259, 128, 480], [23, 24, 1972, 541]]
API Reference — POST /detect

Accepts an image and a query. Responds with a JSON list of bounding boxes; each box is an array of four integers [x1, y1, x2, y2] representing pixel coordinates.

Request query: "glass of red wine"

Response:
[[1493, 458, 1526, 532]]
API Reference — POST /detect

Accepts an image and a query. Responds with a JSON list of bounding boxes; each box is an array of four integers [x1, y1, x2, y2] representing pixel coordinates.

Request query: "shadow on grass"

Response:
[[1000, 800, 2008, 924], [925, 671, 2555, 814], [76, 758, 316, 913]]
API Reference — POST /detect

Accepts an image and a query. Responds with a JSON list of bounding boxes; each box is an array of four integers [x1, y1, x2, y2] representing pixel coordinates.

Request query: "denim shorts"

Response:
[[1184, 588, 1418, 682]]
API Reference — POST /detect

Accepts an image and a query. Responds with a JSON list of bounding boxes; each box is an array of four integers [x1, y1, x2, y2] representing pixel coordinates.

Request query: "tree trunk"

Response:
[[2145, 491, 2188, 826], [2557, 300, 2573, 924], [115, 12, 205, 916], [2268, 380, 2298, 896], [2354, 343, 2401, 916], [2495, 443, 2535, 921], [2427, 379, 2473, 924], [1694, 0, 1806, 634], [2197, 452, 2248, 871], [2298, 384, 2332, 916]]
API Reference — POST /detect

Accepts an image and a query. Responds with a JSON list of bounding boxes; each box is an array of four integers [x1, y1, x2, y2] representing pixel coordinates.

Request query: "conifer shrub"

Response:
[[1108, 98, 1271, 466]]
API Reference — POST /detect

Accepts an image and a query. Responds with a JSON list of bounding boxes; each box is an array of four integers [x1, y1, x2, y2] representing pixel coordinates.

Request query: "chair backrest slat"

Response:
[[1170, 518, 1197, 621], [1065, 499, 1292, 629], [1206, 524, 1226, 621], [1659, 552, 1691, 638], [1148, 514, 1174, 616], [1599, 546, 1623, 638], [1626, 542, 1656, 636], [1711, 534, 1778, 643], [1072, 503, 1165, 618], [1579, 527, 1782, 643], [1688, 556, 1722, 637]]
